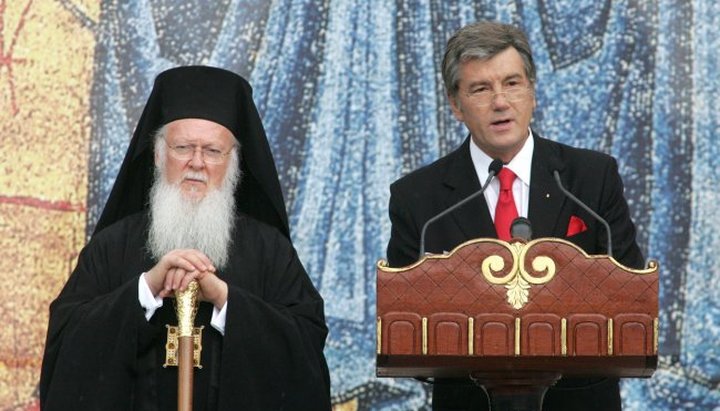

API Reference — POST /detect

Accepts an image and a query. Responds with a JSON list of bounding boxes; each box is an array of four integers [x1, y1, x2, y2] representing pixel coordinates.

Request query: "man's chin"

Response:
[[180, 187, 208, 202]]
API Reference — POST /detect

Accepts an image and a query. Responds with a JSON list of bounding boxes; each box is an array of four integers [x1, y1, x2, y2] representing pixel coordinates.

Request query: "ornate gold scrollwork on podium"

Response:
[[481, 241, 556, 309]]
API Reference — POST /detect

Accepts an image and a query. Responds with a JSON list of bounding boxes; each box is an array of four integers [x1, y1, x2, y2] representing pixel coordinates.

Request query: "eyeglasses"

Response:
[[164, 140, 234, 164], [464, 84, 533, 107]]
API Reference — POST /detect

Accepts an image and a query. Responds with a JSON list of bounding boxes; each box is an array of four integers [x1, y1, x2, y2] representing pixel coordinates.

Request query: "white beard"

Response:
[[148, 165, 239, 269]]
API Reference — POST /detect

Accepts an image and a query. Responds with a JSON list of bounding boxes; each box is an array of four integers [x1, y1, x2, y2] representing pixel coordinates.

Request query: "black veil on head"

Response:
[[93, 66, 290, 239]]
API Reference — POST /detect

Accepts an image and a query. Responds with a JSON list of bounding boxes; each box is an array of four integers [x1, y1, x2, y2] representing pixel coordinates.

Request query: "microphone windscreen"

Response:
[[510, 217, 533, 241], [488, 159, 504, 175]]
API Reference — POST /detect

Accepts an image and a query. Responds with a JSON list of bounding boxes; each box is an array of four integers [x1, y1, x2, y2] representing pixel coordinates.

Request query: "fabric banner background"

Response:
[[0, 1, 717, 409]]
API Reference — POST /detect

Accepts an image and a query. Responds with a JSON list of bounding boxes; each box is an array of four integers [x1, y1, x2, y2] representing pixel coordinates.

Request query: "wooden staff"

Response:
[[174, 280, 199, 411]]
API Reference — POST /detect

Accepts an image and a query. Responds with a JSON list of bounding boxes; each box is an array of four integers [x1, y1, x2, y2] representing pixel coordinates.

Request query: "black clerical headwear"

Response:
[[93, 66, 290, 239]]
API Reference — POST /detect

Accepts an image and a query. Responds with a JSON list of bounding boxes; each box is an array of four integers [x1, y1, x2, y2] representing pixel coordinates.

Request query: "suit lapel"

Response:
[[443, 138, 497, 239], [440, 135, 571, 241], [528, 135, 568, 238]]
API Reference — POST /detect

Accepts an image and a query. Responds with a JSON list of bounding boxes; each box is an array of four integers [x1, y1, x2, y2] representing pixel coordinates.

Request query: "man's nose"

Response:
[[189, 148, 205, 168], [491, 92, 511, 109]]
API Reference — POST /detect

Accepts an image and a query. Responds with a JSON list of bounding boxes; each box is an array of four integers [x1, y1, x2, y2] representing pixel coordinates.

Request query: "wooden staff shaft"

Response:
[[177, 336, 194, 411], [175, 280, 199, 411]]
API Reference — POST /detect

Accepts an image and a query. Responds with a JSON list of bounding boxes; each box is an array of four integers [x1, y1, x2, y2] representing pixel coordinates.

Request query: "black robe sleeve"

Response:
[[216, 218, 331, 410], [39, 215, 158, 410]]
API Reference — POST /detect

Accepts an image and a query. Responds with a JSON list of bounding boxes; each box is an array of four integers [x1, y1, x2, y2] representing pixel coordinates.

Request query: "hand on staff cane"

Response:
[[146, 249, 228, 309], [146, 249, 229, 410]]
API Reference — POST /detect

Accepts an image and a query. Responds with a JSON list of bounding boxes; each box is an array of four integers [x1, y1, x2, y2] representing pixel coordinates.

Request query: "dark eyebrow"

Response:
[[466, 80, 491, 89], [503, 73, 525, 82], [466, 73, 526, 89]]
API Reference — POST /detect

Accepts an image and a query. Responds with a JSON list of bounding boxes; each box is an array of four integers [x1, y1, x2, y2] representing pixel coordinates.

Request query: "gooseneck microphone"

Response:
[[552, 170, 613, 258], [418, 159, 504, 260]]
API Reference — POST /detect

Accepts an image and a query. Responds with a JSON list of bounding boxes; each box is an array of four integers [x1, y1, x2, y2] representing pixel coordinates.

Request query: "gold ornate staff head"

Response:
[[175, 280, 200, 337]]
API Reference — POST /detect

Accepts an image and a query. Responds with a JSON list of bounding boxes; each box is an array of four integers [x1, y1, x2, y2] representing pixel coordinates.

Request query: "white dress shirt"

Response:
[[469, 129, 534, 220]]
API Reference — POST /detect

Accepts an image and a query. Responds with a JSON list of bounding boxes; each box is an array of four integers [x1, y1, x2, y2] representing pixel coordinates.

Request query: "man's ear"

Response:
[[447, 93, 464, 122]]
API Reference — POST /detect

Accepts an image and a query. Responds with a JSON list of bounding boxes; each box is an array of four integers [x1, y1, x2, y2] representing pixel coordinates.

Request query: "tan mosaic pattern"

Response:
[[0, 1, 98, 408]]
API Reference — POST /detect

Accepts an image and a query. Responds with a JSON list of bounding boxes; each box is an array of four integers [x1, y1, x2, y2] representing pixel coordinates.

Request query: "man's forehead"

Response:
[[165, 118, 235, 142], [458, 48, 528, 83]]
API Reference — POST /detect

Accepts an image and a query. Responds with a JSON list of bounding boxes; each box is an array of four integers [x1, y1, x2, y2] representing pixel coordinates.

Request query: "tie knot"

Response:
[[497, 168, 516, 191]]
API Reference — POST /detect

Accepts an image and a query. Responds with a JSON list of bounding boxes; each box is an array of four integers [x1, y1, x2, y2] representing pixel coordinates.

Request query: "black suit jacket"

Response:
[[386, 134, 644, 411]]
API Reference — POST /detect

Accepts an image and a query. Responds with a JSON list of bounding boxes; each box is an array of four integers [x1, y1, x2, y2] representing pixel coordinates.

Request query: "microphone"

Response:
[[510, 217, 533, 241], [552, 170, 613, 258], [418, 159, 504, 260]]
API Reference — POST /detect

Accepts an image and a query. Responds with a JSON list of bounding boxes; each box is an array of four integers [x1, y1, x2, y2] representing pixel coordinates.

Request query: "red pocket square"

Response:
[[566, 215, 588, 237]]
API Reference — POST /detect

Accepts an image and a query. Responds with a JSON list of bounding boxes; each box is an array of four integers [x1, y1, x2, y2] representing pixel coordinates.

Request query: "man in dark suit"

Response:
[[386, 21, 644, 411]]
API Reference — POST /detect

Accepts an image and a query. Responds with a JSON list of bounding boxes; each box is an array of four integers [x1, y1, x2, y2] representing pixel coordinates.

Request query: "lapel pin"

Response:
[[546, 193, 550, 198]]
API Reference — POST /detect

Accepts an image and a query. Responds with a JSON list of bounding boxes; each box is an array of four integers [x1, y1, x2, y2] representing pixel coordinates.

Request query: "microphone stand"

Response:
[[553, 170, 613, 258], [418, 159, 503, 259]]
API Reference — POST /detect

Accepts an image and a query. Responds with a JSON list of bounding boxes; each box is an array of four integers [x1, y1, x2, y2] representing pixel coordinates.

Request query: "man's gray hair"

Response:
[[442, 21, 536, 97]]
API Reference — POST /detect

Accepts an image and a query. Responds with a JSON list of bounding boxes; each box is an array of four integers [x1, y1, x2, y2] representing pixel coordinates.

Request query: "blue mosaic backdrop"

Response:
[[84, 1, 720, 409]]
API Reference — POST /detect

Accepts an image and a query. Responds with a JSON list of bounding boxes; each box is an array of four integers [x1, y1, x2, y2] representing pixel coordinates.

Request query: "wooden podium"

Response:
[[376, 238, 658, 410]]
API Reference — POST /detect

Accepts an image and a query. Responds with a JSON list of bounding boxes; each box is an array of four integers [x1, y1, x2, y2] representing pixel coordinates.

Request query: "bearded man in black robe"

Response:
[[40, 66, 331, 410]]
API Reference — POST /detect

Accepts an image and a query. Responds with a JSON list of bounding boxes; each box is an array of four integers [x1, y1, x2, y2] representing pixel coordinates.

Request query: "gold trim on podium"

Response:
[[422, 317, 428, 355], [376, 317, 382, 355], [468, 317, 474, 355], [377, 238, 657, 275], [515, 318, 521, 356], [481, 241, 555, 309], [654, 318, 659, 354], [561, 318, 567, 356]]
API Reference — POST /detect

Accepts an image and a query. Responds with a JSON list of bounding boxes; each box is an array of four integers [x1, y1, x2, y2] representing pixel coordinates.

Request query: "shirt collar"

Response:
[[469, 129, 535, 186]]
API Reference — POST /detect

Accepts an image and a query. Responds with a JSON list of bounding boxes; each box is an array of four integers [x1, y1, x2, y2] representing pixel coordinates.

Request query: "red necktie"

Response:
[[494, 168, 518, 240]]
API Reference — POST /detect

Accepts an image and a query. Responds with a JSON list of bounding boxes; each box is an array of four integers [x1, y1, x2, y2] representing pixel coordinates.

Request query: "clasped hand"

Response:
[[145, 249, 228, 309]]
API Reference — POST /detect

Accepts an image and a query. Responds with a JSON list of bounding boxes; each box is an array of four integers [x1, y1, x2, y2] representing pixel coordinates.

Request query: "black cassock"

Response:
[[40, 212, 331, 411]]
